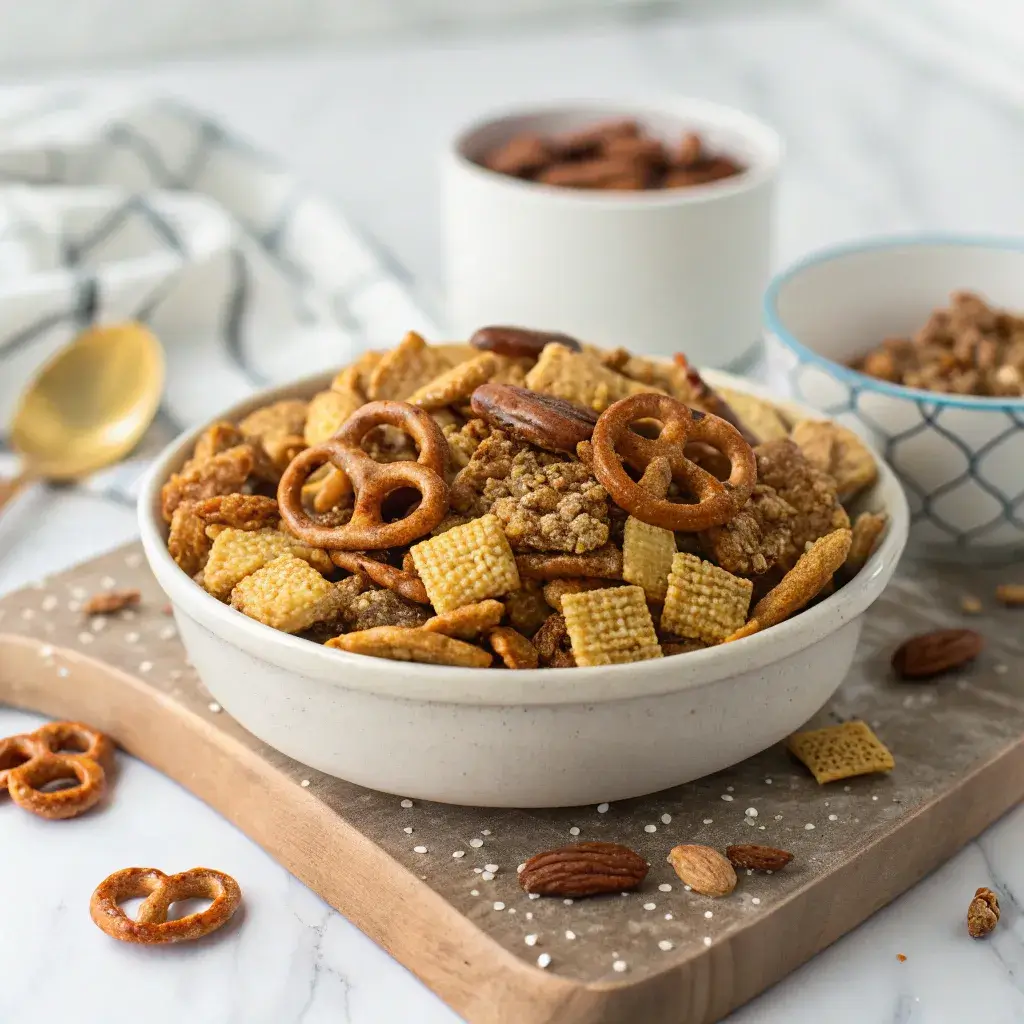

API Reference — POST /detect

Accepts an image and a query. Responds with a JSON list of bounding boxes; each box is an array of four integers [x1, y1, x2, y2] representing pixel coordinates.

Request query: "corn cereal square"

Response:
[[203, 527, 332, 600], [524, 343, 661, 413], [787, 720, 895, 785], [410, 513, 521, 613], [661, 552, 752, 645], [231, 554, 344, 633], [562, 585, 662, 667], [622, 517, 676, 602]]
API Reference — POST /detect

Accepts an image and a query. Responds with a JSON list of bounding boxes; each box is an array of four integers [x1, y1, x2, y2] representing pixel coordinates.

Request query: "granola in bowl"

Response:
[[158, 328, 889, 670]]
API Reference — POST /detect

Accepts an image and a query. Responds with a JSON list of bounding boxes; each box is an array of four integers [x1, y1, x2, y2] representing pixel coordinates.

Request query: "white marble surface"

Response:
[[2, 6, 1024, 1022]]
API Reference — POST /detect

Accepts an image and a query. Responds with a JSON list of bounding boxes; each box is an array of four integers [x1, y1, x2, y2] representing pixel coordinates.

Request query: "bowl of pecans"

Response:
[[444, 100, 780, 370], [139, 328, 907, 807], [765, 236, 1024, 559]]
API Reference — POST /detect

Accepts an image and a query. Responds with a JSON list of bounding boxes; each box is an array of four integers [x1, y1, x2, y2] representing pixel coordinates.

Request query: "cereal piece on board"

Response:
[[82, 589, 141, 615], [204, 527, 332, 600], [231, 555, 345, 633], [160, 445, 254, 521], [754, 439, 849, 567], [787, 720, 895, 784], [661, 553, 752, 645], [622, 517, 676, 602], [542, 577, 610, 613], [844, 511, 888, 578], [343, 588, 431, 631], [327, 627, 493, 667], [562, 585, 662, 666], [726, 529, 852, 641], [421, 599, 505, 639], [192, 421, 244, 463], [715, 388, 790, 442], [168, 502, 212, 576], [410, 514, 521, 613], [305, 388, 363, 446], [516, 545, 623, 581], [406, 353, 500, 410], [368, 332, 452, 401], [700, 484, 795, 576], [489, 626, 540, 669], [790, 420, 878, 500], [525, 343, 662, 413], [194, 494, 280, 531], [503, 580, 551, 636]]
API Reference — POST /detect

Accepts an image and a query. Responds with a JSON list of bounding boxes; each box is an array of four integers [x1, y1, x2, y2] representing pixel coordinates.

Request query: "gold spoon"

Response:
[[1, 322, 165, 511]]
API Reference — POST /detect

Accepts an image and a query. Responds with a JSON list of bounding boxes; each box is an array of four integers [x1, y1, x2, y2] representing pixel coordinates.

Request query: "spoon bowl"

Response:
[[10, 323, 164, 480]]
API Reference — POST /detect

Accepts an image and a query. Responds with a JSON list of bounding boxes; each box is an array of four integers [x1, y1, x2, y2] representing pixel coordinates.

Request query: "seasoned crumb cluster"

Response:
[[161, 329, 884, 669]]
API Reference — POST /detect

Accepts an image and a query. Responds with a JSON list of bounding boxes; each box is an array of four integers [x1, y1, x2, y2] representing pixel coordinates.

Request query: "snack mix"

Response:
[[476, 118, 743, 192], [162, 327, 886, 669], [852, 290, 1024, 397]]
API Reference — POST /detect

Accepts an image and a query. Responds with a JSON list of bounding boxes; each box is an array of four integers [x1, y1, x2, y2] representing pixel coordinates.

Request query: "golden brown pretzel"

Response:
[[0, 733, 49, 792], [591, 393, 756, 531], [90, 867, 242, 944], [7, 753, 106, 819], [278, 401, 450, 550], [34, 721, 114, 769]]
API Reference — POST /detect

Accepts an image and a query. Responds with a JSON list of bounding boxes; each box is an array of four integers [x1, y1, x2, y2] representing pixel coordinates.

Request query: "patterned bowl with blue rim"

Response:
[[764, 236, 1024, 560]]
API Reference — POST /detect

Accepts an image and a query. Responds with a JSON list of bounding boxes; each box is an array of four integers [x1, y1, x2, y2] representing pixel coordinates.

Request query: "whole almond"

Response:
[[891, 628, 983, 680], [967, 886, 999, 938], [725, 844, 793, 872], [519, 842, 648, 897], [666, 844, 737, 897]]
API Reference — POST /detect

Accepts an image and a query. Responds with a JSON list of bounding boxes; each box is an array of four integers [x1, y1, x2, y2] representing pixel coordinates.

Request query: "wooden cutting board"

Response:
[[1, 543, 1022, 1024]]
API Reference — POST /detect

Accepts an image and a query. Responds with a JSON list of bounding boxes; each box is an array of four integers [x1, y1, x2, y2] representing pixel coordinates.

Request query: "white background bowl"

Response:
[[443, 100, 780, 371], [764, 236, 1024, 559], [139, 371, 908, 808]]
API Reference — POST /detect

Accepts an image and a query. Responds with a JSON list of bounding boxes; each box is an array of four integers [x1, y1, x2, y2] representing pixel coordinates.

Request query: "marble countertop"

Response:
[[2, 5, 1024, 1022]]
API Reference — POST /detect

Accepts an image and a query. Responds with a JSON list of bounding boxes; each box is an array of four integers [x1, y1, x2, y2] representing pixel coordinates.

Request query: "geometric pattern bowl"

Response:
[[764, 236, 1024, 561]]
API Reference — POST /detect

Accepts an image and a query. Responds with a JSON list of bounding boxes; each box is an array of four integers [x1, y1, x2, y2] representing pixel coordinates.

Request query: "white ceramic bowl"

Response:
[[443, 100, 781, 371], [138, 371, 908, 808], [764, 236, 1024, 560]]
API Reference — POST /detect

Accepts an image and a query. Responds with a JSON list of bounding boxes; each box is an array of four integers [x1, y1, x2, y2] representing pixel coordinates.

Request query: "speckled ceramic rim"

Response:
[[138, 369, 908, 705], [765, 233, 1024, 411], [447, 96, 782, 208]]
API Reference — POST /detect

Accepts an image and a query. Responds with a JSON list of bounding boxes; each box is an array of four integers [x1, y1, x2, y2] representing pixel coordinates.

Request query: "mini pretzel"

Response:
[[0, 733, 49, 792], [330, 551, 430, 604], [34, 720, 114, 769], [7, 753, 106, 819], [591, 393, 756, 531], [90, 866, 242, 944], [278, 401, 450, 550]]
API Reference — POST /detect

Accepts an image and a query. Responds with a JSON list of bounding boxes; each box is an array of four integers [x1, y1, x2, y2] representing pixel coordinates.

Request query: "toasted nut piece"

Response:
[[230, 554, 346, 634], [725, 844, 793, 871], [891, 628, 984, 680], [519, 842, 648, 897], [421, 600, 505, 639], [562, 585, 662, 667], [82, 589, 141, 615], [192, 421, 244, 463], [532, 612, 575, 667], [194, 494, 280, 531], [470, 325, 582, 358], [787, 720, 895, 784], [516, 545, 623, 581], [168, 502, 212, 577], [330, 551, 429, 604], [160, 445, 254, 522], [542, 577, 610, 613], [661, 552, 752, 645], [470, 383, 597, 454], [995, 583, 1024, 607], [488, 626, 539, 669], [326, 626, 493, 668], [666, 845, 737, 897], [503, 580, 551, 637], [968, 887, 1000, 938], [410, 514, 520, 613]]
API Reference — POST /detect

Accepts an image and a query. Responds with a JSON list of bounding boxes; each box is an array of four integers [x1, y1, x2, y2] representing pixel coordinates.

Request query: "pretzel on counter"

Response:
[[90, 867, 242, 945], [590, 393, 756, 531], [278, 400, 450, 550]]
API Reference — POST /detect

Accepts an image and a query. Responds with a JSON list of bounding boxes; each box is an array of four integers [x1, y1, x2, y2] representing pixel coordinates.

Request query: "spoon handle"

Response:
[[0, 469, 34, 514]]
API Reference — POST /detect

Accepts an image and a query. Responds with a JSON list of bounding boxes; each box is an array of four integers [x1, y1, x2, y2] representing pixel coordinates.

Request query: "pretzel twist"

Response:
[[7, 752, 106, 819], [278, 401, 450, 550], [90, 867, 242, 944], [591, 393, 756, 531]]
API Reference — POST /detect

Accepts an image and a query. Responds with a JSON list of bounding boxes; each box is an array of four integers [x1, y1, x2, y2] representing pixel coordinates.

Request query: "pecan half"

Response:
[[471, 383, 597, 454], [891, 628, 983, 680], [518, 842, 648, 897], [725, 844, 793, 872], [470, 325, 581, 359]]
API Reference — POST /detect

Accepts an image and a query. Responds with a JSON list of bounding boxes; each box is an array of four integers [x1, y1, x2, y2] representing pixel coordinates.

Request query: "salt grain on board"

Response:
[[658, 883, 672, 892], [414, 846, 427, 854], [569, 826, 580, 836], [300, 779, 310, 788], [644, 824, 657, 833], [612, 960, 627, 973], [400, 799, 413, 808], [524, 934, 538, 946], [658, 940, 673, 951], [537, 953, 551, 969], [470, 838, 484, 848]]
